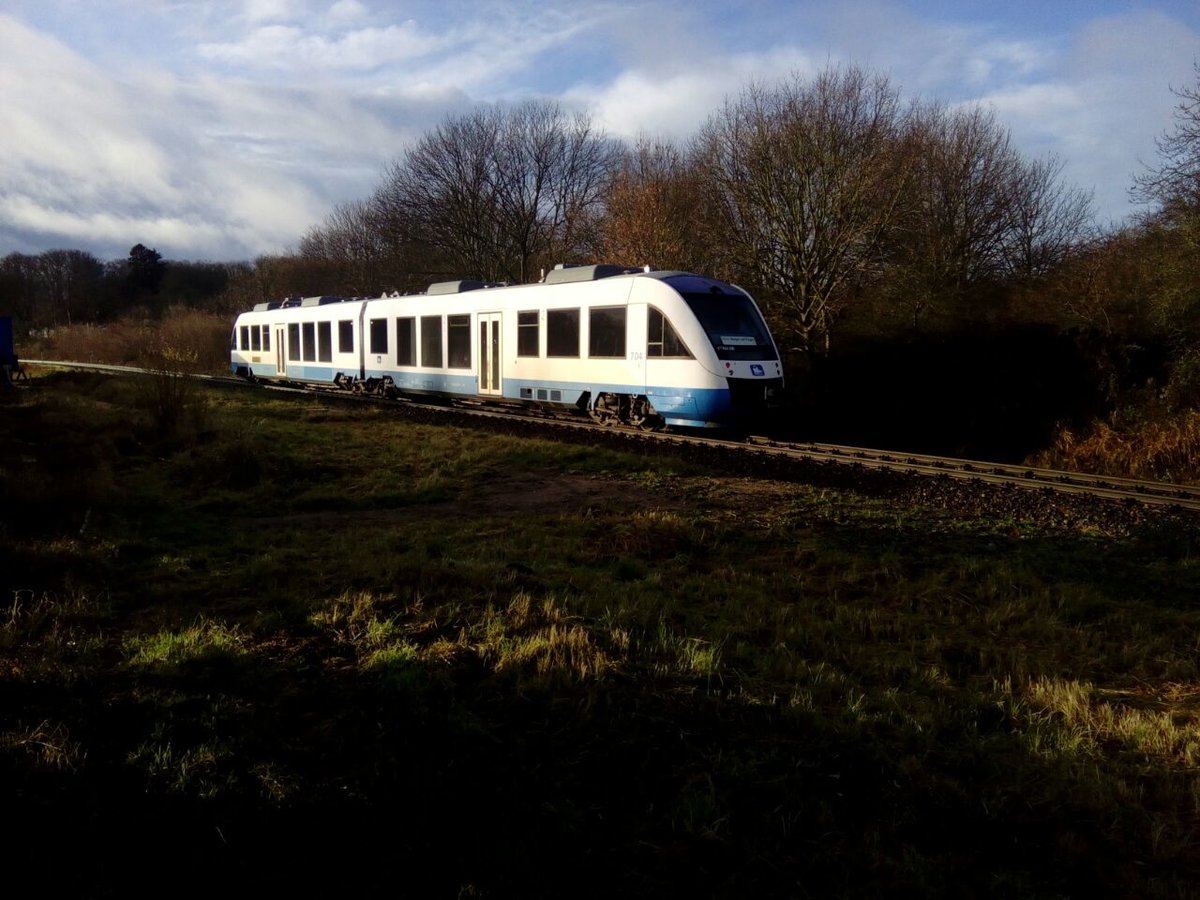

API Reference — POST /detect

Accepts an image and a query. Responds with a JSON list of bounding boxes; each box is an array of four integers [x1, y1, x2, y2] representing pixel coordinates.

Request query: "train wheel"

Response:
[[588, 392, 618, 426], [629, 396, 665, 432]]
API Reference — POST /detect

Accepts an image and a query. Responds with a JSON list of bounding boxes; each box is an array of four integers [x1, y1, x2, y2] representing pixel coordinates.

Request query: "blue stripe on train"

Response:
[[231, 362, 735, 427]]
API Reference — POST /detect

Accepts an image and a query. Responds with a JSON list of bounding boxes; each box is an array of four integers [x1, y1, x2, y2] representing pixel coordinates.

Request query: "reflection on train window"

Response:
[[240, 326, 249, 350], [517, 310, 539, 357], [647, 307, 692, 358], [548, 308, 580, 357], [338, 320, 353, 353], [448, 314, 471, 369], [397, 317, 415, 366], [262, 326, 270, 351], [317, 322, 332, 362], [250, 326, 261, 351], [589, 307, 626, 358], [288, 323, 300, 361], [421, 315, 443, 368], [369, 318, 388, 354], [302, 322, 316, 362]]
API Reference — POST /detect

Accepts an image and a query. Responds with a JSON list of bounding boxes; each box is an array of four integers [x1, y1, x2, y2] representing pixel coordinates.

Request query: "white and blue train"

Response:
[[230, 264, 783, 430]]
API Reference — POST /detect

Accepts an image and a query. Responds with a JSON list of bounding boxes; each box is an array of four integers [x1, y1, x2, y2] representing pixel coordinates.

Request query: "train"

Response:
[[229, 264, 784, 430]]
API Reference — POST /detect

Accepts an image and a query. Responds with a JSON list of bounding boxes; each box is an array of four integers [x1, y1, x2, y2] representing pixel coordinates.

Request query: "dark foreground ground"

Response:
[[4, 372, 1200, 898]]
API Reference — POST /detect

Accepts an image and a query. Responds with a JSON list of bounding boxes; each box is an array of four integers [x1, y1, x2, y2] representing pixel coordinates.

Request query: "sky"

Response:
[[1, 0, 1198, 264]]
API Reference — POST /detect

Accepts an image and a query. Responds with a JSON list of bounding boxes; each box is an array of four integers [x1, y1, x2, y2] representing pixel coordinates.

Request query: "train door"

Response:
[[628, 304, 648, 392], [478, 312, 502, 396], [274, 325, 286, 375]]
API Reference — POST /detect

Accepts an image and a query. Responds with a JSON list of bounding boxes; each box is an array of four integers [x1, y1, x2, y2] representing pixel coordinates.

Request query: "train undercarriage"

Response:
[[586, 391, 665, 431]]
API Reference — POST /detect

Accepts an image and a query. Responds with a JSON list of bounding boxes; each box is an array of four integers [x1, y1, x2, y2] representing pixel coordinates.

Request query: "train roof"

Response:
[[237, 264, 747, 315]]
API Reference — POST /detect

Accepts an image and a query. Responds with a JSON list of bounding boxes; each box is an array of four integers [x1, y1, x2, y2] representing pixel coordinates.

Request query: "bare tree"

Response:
[[1132, 61, 1200, 215], [597, 136, 704, 270], [883, 103, 1092, 328], [371, 100, 619, 284], [372, 108, 502, 280], [1004, 153, 1094, 279], [899, 104, 1023, 301], [300, 200, 393, 294], [694, 66, 913, 352], [1, 253, 43, 327], [27, 249, 103, 325]]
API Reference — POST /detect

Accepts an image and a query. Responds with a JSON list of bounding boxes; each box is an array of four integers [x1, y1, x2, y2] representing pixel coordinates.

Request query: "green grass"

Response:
[[4, 371, 1200, 897]]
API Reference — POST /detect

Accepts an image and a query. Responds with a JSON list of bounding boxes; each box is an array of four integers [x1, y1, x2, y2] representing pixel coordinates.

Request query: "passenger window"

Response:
[[397, 317, 416, 366], [338, 320, 353, 353], [369, 318, 388, 354], [240, 326, 250, 350], [589, 307, 626, 358], [517, 310, 539, 357], [648, 307, 692, 358], [251, 326, 261, 351], [547, 308, 580, 357], [447, 314, 471, 369], [317, 322, 332, 362], [288, 323, 300, 361], [421, 315, 443, 367], [302, 322, 316, 362], [262, 326, 270, 351]]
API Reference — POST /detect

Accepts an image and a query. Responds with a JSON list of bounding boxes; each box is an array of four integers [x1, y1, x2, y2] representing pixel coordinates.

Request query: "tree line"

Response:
[[1, 243, 248, 328], [296, 65, 1101, 355], [5, 62, 1198, 452]]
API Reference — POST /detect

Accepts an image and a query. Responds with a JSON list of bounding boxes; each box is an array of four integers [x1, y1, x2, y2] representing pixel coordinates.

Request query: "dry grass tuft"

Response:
[[1032, 411, 1200, 483], [29, 308, 230, 374]]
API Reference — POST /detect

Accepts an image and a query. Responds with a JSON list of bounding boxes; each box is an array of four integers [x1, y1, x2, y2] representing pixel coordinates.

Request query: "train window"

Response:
[[588, 307, 626, 358], [397, 317, 416, 366], [648, 307, 692, 358], [251, 326, 261, 352], [517, 311, 539, 357], [547, 308, 580, 357], [679, 291, 774, 361], [447, 314, 471, 369], [338, 320, 353, 353], [421, 315, 443, 368], [369, 318, 388, 354], [302, 322, 316, 362], [288, 323, 300, 361], [240, 326, 249, 350], [262, 326, 270, 351], [317, 322, 332, 362]]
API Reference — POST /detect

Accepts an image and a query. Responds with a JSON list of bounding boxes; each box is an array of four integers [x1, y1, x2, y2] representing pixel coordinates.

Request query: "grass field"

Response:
[[4, 371, 1200, 898]]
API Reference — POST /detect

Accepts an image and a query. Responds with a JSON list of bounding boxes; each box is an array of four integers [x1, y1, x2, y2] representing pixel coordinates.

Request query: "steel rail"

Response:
[[743, 438, 1200, 509]]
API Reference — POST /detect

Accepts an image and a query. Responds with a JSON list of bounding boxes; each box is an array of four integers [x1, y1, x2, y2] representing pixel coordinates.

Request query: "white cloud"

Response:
[[195, 19, 444, 71], [1, 1, 1198, 261], [239, 0, 303, 26], [0, 16, 173, 205], [570, 47, 817, 141], [977, 10, 1200, 223], [327, 0, 369, 26], [0, 11, 344, 258]]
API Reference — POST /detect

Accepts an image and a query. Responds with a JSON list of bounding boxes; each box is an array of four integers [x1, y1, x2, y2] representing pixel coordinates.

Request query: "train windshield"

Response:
[[679, 291, 776, 360]]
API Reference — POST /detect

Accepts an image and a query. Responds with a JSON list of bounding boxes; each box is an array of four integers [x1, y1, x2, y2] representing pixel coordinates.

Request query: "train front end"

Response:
[[640, 272, 784, 430]]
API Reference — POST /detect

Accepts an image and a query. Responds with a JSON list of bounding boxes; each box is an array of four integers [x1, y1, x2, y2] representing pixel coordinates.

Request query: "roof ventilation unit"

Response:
[[543, 264, 642, 285], [427, 280, 487, 295]]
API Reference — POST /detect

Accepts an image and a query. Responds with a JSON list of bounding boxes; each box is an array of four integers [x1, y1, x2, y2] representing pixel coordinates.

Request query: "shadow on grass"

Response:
[[2, 601, 1195, 899]]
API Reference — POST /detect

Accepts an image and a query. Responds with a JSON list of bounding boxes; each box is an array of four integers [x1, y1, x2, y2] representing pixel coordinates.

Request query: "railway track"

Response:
[[22, 358, 1200, 514], [743, 439, 1200, 511]]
